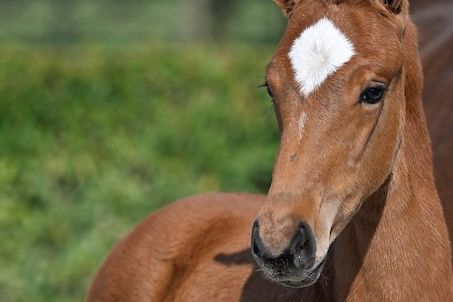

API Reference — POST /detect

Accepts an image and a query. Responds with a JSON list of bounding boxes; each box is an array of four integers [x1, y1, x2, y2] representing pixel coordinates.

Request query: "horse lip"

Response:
[[270, 257, 327, 288], [310, 257, 327, 273]]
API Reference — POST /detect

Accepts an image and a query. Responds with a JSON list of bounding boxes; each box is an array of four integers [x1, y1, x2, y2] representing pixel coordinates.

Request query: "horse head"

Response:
[[251, 0, 413, 288]]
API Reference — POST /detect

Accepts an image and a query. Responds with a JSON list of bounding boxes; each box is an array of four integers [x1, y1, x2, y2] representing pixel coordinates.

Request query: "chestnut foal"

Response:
[[88, 0, 453, 301]]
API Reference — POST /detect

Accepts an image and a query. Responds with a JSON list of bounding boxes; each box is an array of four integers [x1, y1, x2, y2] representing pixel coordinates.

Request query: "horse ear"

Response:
[[273, 0, 302, 17], [382, 0, 402, 14]]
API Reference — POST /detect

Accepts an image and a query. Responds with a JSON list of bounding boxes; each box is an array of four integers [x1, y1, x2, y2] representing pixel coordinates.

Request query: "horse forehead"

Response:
[[288, 17, 356, 97]]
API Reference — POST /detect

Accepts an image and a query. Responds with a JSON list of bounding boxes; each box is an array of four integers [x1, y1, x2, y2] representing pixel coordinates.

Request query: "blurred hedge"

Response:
[[0, 45, 279, 302], [0, 0, 285, 45]]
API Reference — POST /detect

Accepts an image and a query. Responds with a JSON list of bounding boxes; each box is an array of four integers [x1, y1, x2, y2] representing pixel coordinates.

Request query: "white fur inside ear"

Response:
[[289, 17, 355, 96]]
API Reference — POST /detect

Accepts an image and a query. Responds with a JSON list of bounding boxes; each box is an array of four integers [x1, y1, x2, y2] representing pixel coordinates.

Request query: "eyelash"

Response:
[[260, 81, 274, 100]]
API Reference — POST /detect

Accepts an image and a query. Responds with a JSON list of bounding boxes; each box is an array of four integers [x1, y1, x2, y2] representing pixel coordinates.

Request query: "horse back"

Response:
[[86, 193, 265, 302]]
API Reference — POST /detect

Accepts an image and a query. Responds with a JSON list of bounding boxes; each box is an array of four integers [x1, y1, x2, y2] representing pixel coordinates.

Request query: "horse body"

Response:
[[88, 0, 453, 301]]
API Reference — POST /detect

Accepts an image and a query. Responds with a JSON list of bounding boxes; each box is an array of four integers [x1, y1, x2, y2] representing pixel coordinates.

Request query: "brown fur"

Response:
[[87, 1, 453, 301], [412, 0, 453, 254]]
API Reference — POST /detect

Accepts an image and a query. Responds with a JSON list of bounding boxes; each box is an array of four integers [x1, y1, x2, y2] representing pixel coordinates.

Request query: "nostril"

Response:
[[290, 224, 306, 253], [252, 220, 259, 234], [251, 220, 265, 259], [290, 222, 316, 269], [252, 231, 259, 256]]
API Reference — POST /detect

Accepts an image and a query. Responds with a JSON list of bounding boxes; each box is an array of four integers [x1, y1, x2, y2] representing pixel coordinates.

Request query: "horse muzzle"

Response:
[[251, 220, 325, 288]]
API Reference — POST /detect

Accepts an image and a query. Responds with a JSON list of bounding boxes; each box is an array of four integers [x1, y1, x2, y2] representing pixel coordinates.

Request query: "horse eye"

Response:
[[260, 81, 274, 99], [266, 86, 274, 99], [360, 85, 386, 105]]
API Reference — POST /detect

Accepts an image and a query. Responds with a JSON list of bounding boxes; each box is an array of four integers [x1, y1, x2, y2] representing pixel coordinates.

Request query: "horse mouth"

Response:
[[265, 258, 327, 288]]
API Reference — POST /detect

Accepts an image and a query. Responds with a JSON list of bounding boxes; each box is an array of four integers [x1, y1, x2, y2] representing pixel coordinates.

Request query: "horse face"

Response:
[[252, 0, 408, 288]]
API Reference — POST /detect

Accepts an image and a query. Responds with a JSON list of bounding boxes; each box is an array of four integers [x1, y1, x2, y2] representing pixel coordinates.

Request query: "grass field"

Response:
[[0, 45, 279, 302]]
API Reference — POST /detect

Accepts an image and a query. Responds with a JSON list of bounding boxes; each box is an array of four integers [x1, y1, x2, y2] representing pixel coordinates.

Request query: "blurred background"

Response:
[[0, 1, 451, 302], [0, 1, 283, 301]]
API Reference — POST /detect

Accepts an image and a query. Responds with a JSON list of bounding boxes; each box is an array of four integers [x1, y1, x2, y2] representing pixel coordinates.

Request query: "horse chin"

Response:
[[279, 278, 316, 288], [268, 258, 327, 289]]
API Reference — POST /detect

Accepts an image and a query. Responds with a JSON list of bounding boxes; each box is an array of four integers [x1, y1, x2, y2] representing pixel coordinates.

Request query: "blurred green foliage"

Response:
[[0, 45, 279, 301], [0, 0, 285, 300], [0, 0, 285, 45]]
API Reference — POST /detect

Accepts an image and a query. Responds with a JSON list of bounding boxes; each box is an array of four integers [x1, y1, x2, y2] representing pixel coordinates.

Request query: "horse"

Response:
[[412, 0, 453, 252], [87, 0, 453, 301]]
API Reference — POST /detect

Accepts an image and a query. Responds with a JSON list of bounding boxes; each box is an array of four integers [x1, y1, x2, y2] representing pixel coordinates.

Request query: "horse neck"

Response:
[[327, 21, 453, 302]]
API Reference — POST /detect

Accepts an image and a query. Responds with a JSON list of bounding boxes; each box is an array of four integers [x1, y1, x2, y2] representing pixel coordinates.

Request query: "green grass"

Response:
[[0, 45, 279, 302]]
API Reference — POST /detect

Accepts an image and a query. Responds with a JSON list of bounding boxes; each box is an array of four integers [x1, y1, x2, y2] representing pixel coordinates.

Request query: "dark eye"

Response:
[[360, 85, 386, 104], [266, 85, 274, 99], [260, 81, 274, 99]]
